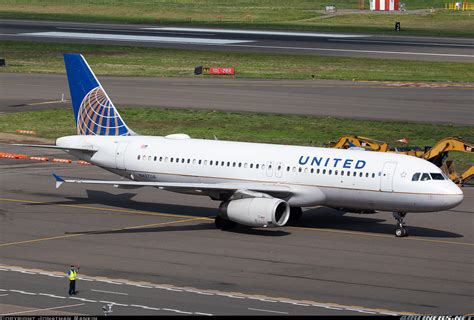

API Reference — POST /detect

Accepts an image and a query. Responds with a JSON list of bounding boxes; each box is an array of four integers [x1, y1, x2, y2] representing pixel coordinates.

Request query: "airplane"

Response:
[[16, 53, 464, 237]]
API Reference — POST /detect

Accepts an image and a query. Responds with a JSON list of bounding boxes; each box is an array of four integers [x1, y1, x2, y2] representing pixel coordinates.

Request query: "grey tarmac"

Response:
[[0, 145, 472, 315], [1, 73, 473, 125], [1, 19, 473, 62]]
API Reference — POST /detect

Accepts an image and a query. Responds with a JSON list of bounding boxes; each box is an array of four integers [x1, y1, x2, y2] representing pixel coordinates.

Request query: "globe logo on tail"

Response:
[[77, 86, 129, 136]]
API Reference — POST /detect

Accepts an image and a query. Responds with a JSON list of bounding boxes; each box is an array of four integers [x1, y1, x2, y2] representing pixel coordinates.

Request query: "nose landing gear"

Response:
[[393, 212, 408, 237]]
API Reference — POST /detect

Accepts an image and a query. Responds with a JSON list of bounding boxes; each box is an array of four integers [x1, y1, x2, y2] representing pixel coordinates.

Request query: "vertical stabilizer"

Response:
[[63, 53, 134, 136]]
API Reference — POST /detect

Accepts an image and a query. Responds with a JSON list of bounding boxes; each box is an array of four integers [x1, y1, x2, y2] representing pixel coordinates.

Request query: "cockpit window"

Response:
[[412, 173, 421, 181], [430, 173, 445, 180], [420, 173, 431, 181]]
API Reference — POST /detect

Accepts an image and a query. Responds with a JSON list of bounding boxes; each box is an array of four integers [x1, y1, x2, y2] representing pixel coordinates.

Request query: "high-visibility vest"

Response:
[[69, 270, 77, 281]]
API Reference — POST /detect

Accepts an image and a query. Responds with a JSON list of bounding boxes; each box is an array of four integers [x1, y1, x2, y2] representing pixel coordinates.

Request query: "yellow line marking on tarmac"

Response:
[[0, 197, 214, 221], [289, 226, 474, 247], [2, 303, 84, 315], [0, 218, 207, 248], [1, 197, 471, 247]]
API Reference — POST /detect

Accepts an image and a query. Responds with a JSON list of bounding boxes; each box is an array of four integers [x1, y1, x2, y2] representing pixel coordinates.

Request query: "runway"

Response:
[[0, 145, 473, 315], [1, 73, 473, 125], [1, 19, 473, 62]]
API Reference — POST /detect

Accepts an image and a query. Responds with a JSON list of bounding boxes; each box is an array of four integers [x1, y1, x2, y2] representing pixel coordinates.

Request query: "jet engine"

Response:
[[219, 198, 290, 228]]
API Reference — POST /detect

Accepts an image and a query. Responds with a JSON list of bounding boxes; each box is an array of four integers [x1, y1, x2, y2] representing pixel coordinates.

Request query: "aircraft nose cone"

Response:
[[444, 184, 464, 209], [446, 193, 464, 208]]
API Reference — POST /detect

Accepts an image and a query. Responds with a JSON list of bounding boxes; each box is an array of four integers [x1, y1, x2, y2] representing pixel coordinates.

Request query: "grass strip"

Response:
[[0, 0, 472, 37], [1, 107, 472, 170], [1, 41, 473, 82]]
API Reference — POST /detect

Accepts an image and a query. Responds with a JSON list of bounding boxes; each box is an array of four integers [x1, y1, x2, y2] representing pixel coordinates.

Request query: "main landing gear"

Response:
[[393, 212, 408, 237]]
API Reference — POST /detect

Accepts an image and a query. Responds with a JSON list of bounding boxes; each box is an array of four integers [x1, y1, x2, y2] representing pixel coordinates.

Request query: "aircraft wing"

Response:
[[52, 174, 292, 198], [12, 144, 97, 154]]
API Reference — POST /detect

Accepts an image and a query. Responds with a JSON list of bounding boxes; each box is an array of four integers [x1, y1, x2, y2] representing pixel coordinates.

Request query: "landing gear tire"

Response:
[[395, 227, 408, 237], [288, 207, 303, 222], [215, 215, 237, 230], [393, 212, 408, 237]]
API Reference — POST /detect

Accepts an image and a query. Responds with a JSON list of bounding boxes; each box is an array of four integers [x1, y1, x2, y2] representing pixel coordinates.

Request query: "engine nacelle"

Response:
[[219, 198, 290, 228]]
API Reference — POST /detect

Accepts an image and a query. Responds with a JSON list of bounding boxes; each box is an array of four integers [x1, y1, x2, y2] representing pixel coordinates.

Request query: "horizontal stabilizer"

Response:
[[12, 143, 97, 153], [53, 173, 65, 189]]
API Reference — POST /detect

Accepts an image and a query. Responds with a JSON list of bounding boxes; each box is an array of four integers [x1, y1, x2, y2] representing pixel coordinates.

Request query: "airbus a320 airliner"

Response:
[[17, 54, 464, 237]]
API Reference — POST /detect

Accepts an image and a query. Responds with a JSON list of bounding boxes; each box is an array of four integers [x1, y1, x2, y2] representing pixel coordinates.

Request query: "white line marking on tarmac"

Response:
[[0, 294, 9, 297], [17, 31, 255, 45], [18, 271, 36, 274], [9, 290, 36, 295], [38, 293, 66, 299], [146, 27, 370, 38], [77, 277, 94, 282], [321, 306, 342, 310], [163, 308, 193, 314], [131, 304, 161, 311], [69, 297, 97, 303], [96, 280, 123, 285], [248, 308, 289, 314], [216, 294, 245, 299], [356, 310, 377, 314], [2, 303, 85, 315], [195, 312, 213, 316], [380, 312, 400, 315], [100, 300, 128, 307], [133, 284, 152, 288], [0, 265, 408, 316], [187, 291, 214, 296], [92, 289, 128, 295], [247, 297, 277, 303], [229, 43, 474, 58], [57, 27, 216, 36]]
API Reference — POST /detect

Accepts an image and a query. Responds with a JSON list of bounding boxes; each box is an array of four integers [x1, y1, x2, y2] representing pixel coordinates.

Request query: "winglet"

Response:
[[53, 173, 65, 189]]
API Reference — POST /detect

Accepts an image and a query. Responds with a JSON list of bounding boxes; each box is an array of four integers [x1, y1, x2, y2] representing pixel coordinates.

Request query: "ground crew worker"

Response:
[[67, 264, 79, 295]]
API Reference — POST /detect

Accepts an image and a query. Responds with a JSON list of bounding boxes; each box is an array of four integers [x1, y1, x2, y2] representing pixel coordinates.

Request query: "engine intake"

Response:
[[219, 198, 290, 228]]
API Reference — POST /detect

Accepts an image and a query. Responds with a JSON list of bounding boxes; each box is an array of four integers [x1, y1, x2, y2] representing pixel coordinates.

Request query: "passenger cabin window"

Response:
[[420, 173, 431, 181], [430, 173, 445, 180]]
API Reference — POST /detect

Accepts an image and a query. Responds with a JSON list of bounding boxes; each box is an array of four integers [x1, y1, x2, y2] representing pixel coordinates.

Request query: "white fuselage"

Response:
[[58, 135, 464, 213]]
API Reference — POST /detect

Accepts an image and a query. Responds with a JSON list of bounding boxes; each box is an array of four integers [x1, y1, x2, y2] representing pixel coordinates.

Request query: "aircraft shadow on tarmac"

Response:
[[27, 190, 462, 239], [289, 207, 463, 239], [29, 190, 290, 237]]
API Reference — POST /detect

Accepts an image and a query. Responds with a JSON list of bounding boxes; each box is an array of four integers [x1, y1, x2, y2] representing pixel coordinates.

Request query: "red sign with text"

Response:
[[208, 67, 235, 75]]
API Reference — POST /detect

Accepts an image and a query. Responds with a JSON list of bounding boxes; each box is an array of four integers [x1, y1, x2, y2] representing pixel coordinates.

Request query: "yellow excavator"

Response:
[[420, 137, 474, 186], [328, 135, 390, 152], [329, 135, 473, 186]]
